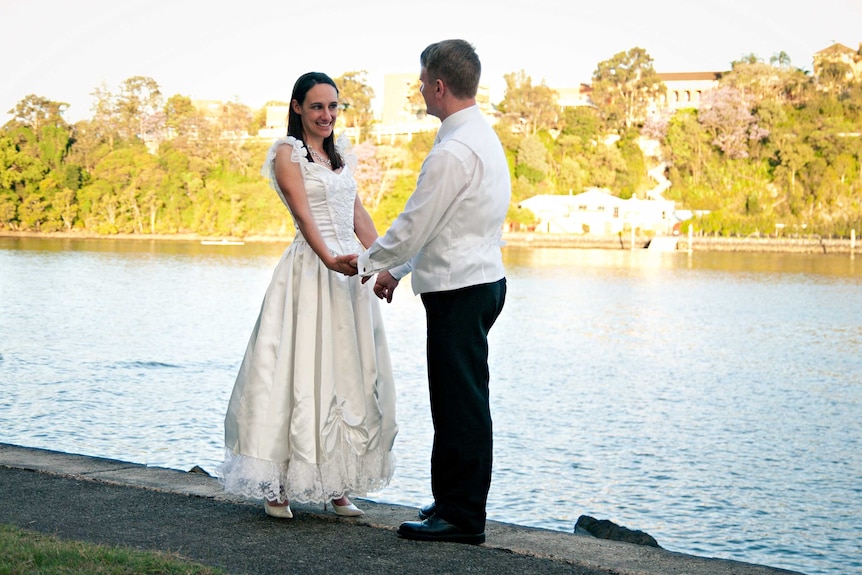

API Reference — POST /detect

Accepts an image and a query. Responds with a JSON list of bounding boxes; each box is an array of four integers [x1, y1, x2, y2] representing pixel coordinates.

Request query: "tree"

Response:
[[770, 51, 793, 69], [556, 154, 586, 196], [770, 132, 813, 216], [722, 54, 810, 104], [553, 107, 603, 194], [336, 71, 376, 142], [4, 95, 73, 172], [497, 70, 559, 135], [219, 100, 253, 137], [662, 109, 711, 195], [115, 76, 164, 142], [50, 187, 78, 231], [17, 192, 48, 230], [0, 193, 17, 228], [154, 142, 198, 233], [514, 135, 549, 184], [4, 95, 69, 133], [560, 106, 603, 144], [1, 96, 77, 231], [698, 87, 768, 159], [88, 82, 122, 149], [352, 140, 384, 205], [164, 94, 202, 139], [160, 95, 218, 172], [215, 100, 254, 175], [816, 60, 855, 92], [591, 47, 665, 132], [588, 141, 626, 190], [0, 129, 46, 203], [615, 130, 648, 199]]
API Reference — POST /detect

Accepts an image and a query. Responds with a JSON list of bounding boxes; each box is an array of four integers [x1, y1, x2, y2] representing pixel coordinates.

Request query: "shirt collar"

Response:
[[435, 104, 480, 144]]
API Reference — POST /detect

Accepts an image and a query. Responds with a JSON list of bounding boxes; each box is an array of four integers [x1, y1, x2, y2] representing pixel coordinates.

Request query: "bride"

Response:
[[216, 72, 398, 519]]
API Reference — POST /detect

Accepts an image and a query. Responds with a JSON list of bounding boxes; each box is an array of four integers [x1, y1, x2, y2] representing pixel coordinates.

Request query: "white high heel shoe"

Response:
[[330, 498, 364, 517], [264, 500, 293, 519]]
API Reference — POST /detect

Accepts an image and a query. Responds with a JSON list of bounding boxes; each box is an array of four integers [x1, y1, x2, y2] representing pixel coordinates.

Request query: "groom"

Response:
[[344, 38, 510, 544]]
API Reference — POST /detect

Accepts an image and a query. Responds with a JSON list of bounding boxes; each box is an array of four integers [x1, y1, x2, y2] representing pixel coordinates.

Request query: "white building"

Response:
[[373, 73, 497, 143], [519, 188, 676, 235], [656, 72, 723, 110]]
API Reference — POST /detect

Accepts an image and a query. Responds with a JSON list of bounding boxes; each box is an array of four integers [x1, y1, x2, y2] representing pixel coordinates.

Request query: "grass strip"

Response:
[[0, 524, 228, 575]]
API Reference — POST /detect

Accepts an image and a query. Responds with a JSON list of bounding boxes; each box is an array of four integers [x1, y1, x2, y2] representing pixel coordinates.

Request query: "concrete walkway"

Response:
[[0, 443, 801, 575]]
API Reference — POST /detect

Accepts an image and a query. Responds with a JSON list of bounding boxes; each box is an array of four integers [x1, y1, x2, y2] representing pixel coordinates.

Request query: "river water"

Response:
[[1, 237, 859, 575]]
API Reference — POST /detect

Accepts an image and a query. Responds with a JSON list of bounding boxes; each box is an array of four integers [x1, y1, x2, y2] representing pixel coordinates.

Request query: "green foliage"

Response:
[[694, 210, 778, 236], [615, 130, 647, 199], [514, 136, 549, 183], [507, 202, 538, 228], [371, 172, 414, 230], [3, 66, 862, 239], [336, 70, 377, 142], [404, 132, 435, 167], [591, 47, 665, 131], [662, 109, 713, 203], [560, 106, 604, 143], [497, 70, 560, 134]]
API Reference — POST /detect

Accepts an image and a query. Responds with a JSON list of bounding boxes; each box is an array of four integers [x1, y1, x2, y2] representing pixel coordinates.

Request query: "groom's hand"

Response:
[[334, 254, 358, 276], [373, 271, 399, 303]]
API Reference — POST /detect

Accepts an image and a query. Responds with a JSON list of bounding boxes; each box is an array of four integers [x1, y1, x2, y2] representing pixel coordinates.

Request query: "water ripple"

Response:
[[2, 241, 860, 575]]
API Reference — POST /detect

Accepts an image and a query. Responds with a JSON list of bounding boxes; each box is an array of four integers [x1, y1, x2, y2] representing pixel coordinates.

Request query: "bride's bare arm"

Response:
[[353, 195, 378, 249]]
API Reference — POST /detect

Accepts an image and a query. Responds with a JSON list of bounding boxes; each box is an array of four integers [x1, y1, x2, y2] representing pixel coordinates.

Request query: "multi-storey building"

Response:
[[813, 42, 862, 82]]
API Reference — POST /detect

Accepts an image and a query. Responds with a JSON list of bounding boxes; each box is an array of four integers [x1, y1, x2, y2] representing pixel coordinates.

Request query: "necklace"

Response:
[[307, 145, 332, 167]]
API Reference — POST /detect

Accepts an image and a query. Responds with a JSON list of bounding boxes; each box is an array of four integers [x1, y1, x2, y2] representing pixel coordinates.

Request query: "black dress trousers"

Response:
[[420, 277, 506, 533]]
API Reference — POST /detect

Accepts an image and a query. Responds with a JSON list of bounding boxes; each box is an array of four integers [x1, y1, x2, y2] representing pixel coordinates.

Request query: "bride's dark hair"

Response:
[[287, 72, 343, 170]]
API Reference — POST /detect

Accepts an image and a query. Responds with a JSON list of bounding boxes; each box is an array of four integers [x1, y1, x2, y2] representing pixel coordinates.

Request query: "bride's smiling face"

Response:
[[293, 83, 339, 141]]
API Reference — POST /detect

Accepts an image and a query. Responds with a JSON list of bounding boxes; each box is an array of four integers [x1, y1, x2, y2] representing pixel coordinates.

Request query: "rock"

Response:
[[187, 465, 211, 476], [574, 514, 660, 548]]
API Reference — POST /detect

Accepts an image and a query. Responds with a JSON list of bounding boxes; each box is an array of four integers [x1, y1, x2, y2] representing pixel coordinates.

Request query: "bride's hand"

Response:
[[331, 254, 359, 276]]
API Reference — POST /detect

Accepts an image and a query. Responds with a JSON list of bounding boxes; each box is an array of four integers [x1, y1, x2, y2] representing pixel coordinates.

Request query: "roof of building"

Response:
[[519, 188, 626, 210], [657, 72, 724, 81], [815, 42, 857, 56]]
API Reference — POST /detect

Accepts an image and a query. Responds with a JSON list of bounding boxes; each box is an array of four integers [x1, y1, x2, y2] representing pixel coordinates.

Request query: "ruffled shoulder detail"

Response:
[[335, 134, 357, 173], [260, 136, 309, 192]]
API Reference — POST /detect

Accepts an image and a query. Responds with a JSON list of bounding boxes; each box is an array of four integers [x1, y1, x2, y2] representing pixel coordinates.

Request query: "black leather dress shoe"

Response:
[[418, 502, 437, 520], [397, 516, 485, 544]]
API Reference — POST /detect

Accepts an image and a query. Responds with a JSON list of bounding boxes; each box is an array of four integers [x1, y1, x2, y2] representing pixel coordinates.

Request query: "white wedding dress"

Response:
[[217, 135, 397, 504]]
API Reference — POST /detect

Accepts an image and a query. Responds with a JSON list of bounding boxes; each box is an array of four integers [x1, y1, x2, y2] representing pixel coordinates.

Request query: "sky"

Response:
[[2, 0, 861, 124]]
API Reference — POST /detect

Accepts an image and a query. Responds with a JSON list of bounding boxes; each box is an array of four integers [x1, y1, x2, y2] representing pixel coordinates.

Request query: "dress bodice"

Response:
[[262, 135, 360, 254]]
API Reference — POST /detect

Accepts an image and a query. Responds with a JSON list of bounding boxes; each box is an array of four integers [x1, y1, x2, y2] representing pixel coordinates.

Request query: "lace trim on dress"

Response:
[[260, 136, 307, 203], [261, 135, 357, 187], [216, 446, 395, 504], [334, 134, 357, 173]]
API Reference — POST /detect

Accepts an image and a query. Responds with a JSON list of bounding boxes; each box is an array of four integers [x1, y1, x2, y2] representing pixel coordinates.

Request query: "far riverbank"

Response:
[[503, 231, 858, 254], [0, 230, 857, 255]]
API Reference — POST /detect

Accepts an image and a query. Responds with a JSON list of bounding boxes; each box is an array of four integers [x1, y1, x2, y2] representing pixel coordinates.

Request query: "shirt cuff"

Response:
[[357, 251, 373, 277], [389, 262, 412, 281]]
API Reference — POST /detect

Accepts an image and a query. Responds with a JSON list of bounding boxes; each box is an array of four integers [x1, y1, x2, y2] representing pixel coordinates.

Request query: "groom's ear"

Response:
[[435, 79, 445, 98]]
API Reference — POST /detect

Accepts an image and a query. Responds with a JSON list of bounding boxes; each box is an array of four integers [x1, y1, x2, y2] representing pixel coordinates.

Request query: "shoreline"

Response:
[[0, 229, 857, 254], [0, 443, 803, 575]]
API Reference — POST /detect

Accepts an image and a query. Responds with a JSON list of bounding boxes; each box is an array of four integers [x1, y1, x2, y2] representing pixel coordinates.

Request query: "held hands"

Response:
[[331, 255, 398, 302], [331, 254, 359, 276]]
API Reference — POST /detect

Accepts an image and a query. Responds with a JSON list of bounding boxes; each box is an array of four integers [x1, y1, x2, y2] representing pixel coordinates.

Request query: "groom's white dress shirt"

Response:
[[357, 105, 511, 295]]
